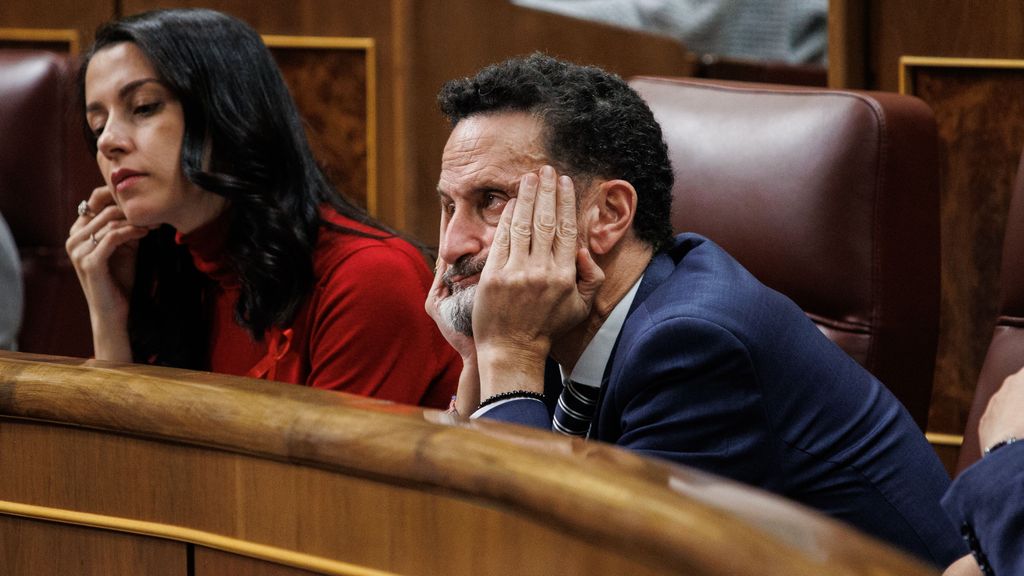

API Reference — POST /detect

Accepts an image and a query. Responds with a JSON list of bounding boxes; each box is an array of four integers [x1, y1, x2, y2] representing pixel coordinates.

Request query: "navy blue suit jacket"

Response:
[[943, 441, 1024, 574], [486, 234, 964, 565]]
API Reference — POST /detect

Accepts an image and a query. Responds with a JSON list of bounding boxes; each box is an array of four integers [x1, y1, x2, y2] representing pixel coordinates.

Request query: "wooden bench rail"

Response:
[[0, 351, 936, 575]]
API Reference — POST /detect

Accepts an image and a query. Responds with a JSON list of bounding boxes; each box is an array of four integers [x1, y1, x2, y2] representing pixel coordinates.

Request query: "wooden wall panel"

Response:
[[195, 547, 322, 576], [930, 444, 959, 479], [0, 0, 113, 47], [0, 29, 79, 55], [0, 515, 185, 576], [827, 0, 866, 88], [268, 38, 373, 211], [903, 62, 1024, 445], [872, 1, 1024, 92], [0, 419, 680, 576], [830, 1, 1024, 91]]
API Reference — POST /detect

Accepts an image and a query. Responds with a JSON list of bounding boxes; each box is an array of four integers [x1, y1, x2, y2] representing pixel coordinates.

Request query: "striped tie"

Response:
[[552, 379, 601, 437]]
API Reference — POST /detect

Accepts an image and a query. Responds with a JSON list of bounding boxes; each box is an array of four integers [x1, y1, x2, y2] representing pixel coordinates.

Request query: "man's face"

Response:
[[435, 112, 551, 336]]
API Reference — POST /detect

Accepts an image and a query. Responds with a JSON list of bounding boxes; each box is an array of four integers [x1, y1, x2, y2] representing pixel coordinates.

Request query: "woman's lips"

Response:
[[110, 168, 145, 194], [115, 174, 144, 194]]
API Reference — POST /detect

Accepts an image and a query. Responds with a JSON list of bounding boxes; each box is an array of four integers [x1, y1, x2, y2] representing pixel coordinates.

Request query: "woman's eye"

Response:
[[90, 124, 105, 137], [133, 102, 161, 116]]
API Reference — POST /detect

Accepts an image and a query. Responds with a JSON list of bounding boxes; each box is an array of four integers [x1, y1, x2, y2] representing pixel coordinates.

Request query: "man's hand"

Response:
[[473, 165, 604, 397], [425, 255, 477, 359], [425, 255, 481, 415], [979, 367, 1024, 451]]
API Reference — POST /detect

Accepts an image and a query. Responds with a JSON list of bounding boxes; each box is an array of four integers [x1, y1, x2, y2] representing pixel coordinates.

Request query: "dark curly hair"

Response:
[[79, 8, 391, 368], [437, 53, 674, 250]]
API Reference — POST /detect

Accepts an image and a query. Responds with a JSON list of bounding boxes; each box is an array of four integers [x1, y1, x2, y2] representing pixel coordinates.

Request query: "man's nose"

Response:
[[439, 211, 485, 265]]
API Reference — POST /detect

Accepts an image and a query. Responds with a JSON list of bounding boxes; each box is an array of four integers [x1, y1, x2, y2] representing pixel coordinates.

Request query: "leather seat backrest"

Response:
[[630, 77, 941, 430], [0, 50, 101, 357]]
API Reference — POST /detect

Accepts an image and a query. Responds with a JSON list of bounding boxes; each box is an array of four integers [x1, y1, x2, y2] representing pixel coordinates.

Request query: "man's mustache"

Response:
[[442, 256, 486, 291]]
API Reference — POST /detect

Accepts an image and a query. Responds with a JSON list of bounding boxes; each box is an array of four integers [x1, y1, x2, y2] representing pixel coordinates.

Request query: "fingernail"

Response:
[[541, 165, 555, 178]]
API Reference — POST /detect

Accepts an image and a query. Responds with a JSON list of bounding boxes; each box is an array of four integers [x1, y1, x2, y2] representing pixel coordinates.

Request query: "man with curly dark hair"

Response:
[[425, 53, 963, 566]]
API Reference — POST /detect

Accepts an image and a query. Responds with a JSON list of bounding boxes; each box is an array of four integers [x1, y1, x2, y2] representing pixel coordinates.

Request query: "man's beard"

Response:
[[438, 255, 485, 337], [439, 283, 477, 337]]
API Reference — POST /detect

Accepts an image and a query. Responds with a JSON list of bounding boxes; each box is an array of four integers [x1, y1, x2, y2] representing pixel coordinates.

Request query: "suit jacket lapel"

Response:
[[590, 248, 678, 435]]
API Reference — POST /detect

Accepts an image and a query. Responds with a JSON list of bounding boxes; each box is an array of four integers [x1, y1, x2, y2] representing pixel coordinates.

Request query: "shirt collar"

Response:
[[559, 276, 643, 388]]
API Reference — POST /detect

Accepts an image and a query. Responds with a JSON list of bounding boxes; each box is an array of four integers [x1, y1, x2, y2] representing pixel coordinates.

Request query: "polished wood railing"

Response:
[[0, 351, 936, 575]]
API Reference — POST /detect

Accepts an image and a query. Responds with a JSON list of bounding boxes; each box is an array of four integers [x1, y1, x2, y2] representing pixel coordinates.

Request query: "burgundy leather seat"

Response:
[[957, 148, 1024, 470], [629, 77, 940, 430], [0, 50, 101, 357]]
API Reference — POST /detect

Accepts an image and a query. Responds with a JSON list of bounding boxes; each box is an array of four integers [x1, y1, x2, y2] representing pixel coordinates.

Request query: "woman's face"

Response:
[[85, 42, 225, 233]]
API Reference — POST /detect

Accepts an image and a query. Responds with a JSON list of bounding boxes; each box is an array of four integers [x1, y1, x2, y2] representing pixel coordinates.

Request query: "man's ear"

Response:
[[586, 179, 637, 256]]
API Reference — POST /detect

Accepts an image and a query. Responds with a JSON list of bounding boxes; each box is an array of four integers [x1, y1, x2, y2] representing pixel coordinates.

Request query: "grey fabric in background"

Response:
[[511, 0, 828, 64], [0, 212, 22, 350]]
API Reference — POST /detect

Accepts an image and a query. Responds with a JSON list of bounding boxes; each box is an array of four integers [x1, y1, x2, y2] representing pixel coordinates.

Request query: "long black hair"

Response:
[[79, 8, 389, 368]]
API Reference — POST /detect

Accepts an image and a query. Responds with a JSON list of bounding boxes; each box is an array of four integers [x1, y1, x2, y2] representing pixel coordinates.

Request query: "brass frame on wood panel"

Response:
[[926, 432, 963, 447], [0, 499, 395, 576], [899, 56, 1024, 95], [262, 35, 378, 215], [899, 55, 1024, 451], [0, 28, 79, 55]]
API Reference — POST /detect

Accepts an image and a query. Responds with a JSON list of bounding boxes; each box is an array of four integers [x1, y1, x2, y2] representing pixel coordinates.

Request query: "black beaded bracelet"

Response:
[[983, 436, 1018, 457], [478, 390, 546, 409]]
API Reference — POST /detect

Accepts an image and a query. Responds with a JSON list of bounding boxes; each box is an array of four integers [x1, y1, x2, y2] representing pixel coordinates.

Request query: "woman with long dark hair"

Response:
[[67, 8, 459, 407]]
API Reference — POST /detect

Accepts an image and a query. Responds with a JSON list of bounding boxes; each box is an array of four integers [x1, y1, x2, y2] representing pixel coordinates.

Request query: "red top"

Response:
[[176, 207, 460, 409]]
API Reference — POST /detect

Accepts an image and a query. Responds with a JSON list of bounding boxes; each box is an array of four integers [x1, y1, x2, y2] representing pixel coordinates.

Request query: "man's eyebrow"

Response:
[[85, 77, 163, 114], [436, 186, 513, 202]]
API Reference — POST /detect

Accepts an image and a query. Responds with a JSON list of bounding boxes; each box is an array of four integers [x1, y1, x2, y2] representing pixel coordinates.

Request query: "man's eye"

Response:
[[442, 202, 456, 217], [485, 193, 506, 208]]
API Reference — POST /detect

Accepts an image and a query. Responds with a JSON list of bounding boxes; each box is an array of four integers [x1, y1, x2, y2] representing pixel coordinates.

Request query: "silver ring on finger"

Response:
[[77, 200, 93, 218], [90, 233, 98, 246]]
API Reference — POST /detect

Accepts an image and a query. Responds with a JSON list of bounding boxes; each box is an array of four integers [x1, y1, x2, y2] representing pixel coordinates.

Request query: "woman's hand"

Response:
[[66, 185, 149, 361]]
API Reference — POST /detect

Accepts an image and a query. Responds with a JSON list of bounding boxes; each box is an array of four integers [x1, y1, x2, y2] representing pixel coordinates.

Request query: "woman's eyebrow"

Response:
[[86, 77, 162, 113]]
